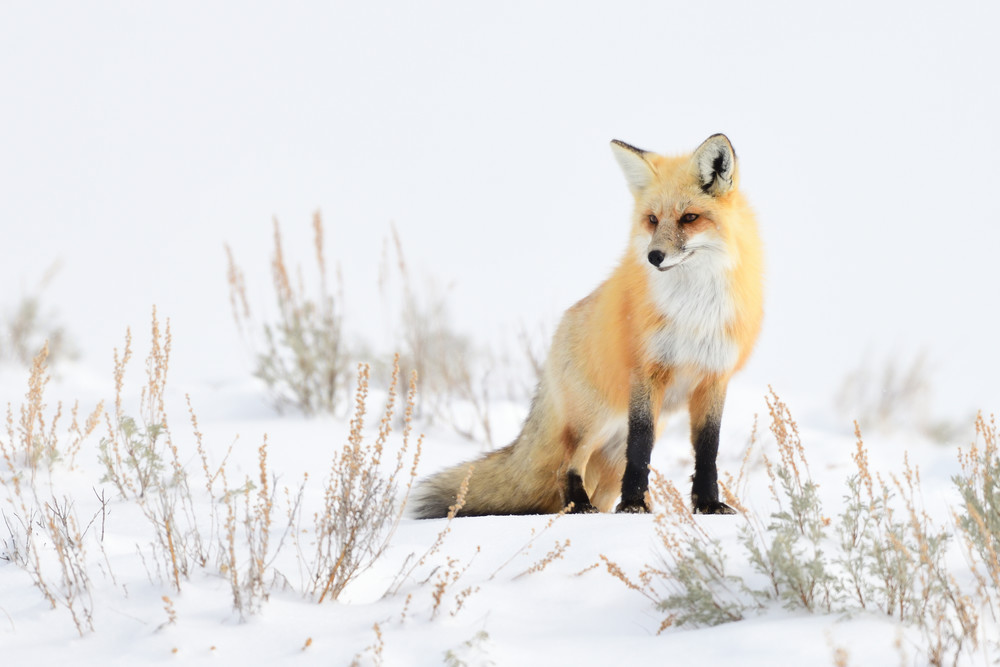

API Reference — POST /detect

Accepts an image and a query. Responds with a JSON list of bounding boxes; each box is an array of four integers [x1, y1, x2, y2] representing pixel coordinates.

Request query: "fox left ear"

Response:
[[610, 140, 656, 195], [693, 134, 737, 196]]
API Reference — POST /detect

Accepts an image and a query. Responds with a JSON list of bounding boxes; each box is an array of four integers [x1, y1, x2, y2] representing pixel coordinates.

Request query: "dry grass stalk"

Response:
[[219, 464, 241, 612], [225, 245, 251, 334], [41, 497, 95, 633], [718, 414, 757, 516], [599, 554, 645, 594], [187, 394, 229, 500], [66, 400, 104, 471], [513, 538, 571, 580], [311, 357, 423, 603], [488, 505, 571, 581], [451, 585, 480, 618], [383, 462, 470, 599], [161, 595, 177, 628], [350, 622, 385, 667], [397, 593, 414, 624], [430, 549, 481, 619]]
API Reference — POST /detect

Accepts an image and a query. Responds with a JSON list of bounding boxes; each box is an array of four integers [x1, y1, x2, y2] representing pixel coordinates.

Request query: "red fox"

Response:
[[412, 134, 763, 517]]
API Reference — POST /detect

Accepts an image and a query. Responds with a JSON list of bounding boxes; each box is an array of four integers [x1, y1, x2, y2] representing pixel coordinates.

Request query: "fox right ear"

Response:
[[610, 140, 655, 195]]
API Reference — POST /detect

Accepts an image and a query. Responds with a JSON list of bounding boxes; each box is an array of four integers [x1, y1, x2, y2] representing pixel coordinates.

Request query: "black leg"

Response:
[[565, 471, 598, 513], [690, 411, 734, 515], [616, 393, 653, 513]]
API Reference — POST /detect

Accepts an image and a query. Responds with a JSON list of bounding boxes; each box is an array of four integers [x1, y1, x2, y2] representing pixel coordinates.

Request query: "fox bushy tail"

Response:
[[410, 439, 563, 518]]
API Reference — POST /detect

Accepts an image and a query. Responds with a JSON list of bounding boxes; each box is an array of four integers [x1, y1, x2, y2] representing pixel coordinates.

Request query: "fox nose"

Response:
[[648, 250, 665, 267]]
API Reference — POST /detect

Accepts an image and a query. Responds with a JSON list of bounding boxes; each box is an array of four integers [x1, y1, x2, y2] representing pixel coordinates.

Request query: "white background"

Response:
[[2, 1, 998, 417]]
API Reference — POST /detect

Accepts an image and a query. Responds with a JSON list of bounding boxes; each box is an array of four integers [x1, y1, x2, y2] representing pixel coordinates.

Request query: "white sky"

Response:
[[2, 1, 999, 420]]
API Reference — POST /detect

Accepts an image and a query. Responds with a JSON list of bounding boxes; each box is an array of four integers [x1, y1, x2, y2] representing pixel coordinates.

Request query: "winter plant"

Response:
[[604, 389, 992, 666], [309, 357, 422, 603], [226, 212, 348, 416]]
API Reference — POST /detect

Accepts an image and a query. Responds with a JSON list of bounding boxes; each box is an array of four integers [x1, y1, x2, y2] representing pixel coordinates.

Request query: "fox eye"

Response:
[[680, 212, 699, 224], [648, 214, 658, 226]]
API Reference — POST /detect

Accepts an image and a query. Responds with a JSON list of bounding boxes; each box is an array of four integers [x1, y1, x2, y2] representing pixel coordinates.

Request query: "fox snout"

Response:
[[647, 245, 694, 271]]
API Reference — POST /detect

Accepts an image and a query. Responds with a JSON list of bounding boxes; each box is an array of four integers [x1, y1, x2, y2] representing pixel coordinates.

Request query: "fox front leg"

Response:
[[689, 377, 735, 515], [615, 387, 654, 513]]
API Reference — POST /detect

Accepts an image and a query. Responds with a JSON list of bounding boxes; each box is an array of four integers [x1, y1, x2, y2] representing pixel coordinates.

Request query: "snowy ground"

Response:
[[0, 360, 992, 666]]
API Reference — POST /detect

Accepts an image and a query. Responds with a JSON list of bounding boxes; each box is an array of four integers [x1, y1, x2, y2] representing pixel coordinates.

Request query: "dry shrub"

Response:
[[5, 307, 440, 627], [835, 424, 977, 664], [953, 413, 1000, 653], [740, 389, 837, 613], [309, 356, 423, 602], [644, 470, 750, 628], [605, 388, 987, 664], [380, 224, 496, 446], [838, 425, 950, 621], [0, 343, 104, 635], [219, 434, 304, 619], [94, 309, 309, 618], [227, 212, 348, 416], [1, 493, 99, 636], [98, 309, 214, 590], [1, 343, 103, 474], [0, 263, 78, 368], [836, 352, 962, 442], [955, 414, 1000, 604], [837, 352, 931, 431], [625, 392, 839, 629]]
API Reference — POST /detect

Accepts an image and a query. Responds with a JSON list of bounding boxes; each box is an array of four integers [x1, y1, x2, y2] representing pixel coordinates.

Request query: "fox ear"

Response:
[[693, 134, 737, 196], [610, 140, 655, 195]]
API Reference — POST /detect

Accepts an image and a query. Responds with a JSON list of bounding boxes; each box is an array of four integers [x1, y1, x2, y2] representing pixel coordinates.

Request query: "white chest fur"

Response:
[[643, 243, 739, 374]]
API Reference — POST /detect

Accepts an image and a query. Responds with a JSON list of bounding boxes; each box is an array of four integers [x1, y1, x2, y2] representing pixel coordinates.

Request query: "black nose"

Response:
[[648, 250, 665, 267]]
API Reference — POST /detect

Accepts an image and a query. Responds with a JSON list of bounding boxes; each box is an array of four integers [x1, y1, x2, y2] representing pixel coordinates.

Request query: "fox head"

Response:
[[611, 134, 741, 272]]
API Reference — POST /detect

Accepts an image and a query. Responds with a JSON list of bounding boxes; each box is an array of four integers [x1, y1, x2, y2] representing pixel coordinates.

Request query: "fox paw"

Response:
[[567, 501, 600, 514], [693, 501, 736, 515], [614, 500, 650, 514]]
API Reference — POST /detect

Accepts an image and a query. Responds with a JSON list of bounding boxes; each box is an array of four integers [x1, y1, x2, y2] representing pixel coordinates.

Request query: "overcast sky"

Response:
[[2, 1, 998, 423]]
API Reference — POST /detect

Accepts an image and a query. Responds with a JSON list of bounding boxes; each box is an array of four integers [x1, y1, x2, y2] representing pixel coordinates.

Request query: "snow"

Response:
[[2, 1, 1000, 665], [0, 371, 989, 665]]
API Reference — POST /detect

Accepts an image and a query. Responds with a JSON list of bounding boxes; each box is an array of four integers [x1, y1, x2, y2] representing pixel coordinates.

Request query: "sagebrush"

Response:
[[605, 389, 994, 666], [227, 212, 348, 416]]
